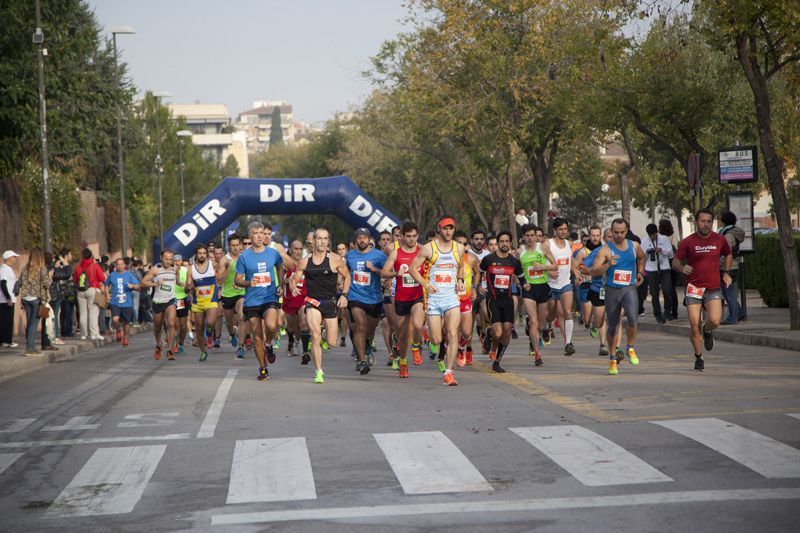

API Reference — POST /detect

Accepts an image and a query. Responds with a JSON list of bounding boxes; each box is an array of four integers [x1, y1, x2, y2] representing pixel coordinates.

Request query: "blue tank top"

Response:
[[604, 239, 636, 288]]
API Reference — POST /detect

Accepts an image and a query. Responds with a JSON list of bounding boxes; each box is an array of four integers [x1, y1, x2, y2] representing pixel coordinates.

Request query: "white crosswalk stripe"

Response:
[[227, 438, 317, 504], [510, 425, 673, 486], [787, 413, 800, 421], [47, 445, 167, 517], [374, 431, 493, 494], [0, 418, 36, 434], [0, 452, 23, 475], [653, 418, 800, 478]]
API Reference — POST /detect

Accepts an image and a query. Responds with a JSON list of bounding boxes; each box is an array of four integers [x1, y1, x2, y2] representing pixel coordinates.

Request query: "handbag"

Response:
[[38, 302, 50, 319], [94, 289, 108, 309]]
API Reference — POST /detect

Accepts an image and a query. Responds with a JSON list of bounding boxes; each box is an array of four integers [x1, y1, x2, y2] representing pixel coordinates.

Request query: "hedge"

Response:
[[743, 234, 800, 308]]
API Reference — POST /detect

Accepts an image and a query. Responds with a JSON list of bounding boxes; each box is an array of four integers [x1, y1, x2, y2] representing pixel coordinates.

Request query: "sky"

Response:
[[87, 0, 410, 124]]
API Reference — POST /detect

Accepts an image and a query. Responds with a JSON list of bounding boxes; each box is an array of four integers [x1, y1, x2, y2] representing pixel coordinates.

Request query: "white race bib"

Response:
[[686, 283, 706, 298], [612, 269, 632, 285], [353, 271, 371, 286], [599, 287, 605, 299], [252, 272, 271, 287], [493, 274, 510, 289], [527, 266, 543, 278]]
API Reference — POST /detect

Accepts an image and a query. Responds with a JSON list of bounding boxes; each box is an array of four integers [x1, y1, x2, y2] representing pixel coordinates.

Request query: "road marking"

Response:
[[118, 412, 180, 428], [653, 418, 800, 478], [787, 413, 800, 421], [0, 418, 37, 434], [227, 438, 316, 504], [471, 360, 619, 422], [47, 444, 167, 517], [197, 369, 238, 439], [373, 431, 492, 494], [211, 487, 800, 525], [510, 426, 672, 486], [0, 433, 190, 449], [0, 453, 23, 475], [42, 416, 100, 432]]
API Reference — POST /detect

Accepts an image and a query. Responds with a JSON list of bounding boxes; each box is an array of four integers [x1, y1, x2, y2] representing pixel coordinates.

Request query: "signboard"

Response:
[[726, 191, 755, 254], [718, 146, 758, 184]]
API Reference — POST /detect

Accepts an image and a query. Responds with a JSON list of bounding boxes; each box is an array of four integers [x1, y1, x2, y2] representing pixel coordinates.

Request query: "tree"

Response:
[[220, 154, 240, 178], [269, 106, 283, 148]]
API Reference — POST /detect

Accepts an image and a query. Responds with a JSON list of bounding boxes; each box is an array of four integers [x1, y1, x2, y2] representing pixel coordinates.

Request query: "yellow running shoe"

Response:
[[608, 360, 618, 375], [313, 369, 325, 384], [627, 347, 639, 365]]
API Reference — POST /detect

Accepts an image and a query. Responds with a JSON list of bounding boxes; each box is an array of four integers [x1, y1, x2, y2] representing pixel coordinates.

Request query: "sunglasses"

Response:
[[242, 241, 252, 246]]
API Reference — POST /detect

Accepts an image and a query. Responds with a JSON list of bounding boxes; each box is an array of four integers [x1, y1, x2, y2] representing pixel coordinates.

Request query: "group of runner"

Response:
[[104, 209, 733, 384]]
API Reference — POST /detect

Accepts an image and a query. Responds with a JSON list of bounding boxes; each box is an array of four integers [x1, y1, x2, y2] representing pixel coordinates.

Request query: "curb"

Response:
[[0, 323, 153, 384], [638, 321, 800, 353]]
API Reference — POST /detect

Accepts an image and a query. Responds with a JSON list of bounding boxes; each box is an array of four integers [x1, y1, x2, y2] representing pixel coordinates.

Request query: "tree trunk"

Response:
[[532, 151, 552, 233], [737, 37, 800, 329], [619, 169, 630, 223]]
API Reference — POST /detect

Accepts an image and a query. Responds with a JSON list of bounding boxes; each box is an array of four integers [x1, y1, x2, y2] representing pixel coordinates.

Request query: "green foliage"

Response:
[[552, 141, 615, 232], [220, 154, 240, 178], [269, 107, 283, 148], [744, 235, 800, 307]]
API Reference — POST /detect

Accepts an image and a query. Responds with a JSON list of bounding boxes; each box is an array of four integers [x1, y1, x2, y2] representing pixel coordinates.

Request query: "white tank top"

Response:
[[152, 265, 177, 304], [547, 238, 572, 289], [427, 240, 459, 294]]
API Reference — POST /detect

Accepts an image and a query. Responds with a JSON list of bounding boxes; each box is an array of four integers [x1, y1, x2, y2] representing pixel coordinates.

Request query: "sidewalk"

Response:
[[638, 290, 800, 352], [0, 323, 153, 384]]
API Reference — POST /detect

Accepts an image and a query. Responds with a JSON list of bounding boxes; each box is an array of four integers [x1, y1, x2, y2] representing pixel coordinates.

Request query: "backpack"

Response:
[[77, 266, 91, 291], [720, 225, 741, 259]]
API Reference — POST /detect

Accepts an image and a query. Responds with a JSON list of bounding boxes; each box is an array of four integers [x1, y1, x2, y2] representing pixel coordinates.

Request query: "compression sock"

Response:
[[496, 342, 508, 361], [564, 319, 574, 344], [301, 331, 311, 352], [430, 343, 440, 357]]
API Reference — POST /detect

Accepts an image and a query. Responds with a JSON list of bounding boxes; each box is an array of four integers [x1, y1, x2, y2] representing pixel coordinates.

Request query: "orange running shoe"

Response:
[[443, 371, 458, 386], [154, 346, 162, 361], [122, 338, 129, 348], [411, 347, 423, 366], [116, 329, 123, 342], [399, 360, 409, 378], [465, 349, 474, 365], [489, 351, 497, 361], [457, 349, 466, 367]]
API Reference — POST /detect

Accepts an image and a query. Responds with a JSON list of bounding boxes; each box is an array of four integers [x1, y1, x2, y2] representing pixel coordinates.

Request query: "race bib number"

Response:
[[613, 270, 632, 285], [599, 287, 605, 300], [402, 274, 418, 288], [197, 286, 212, 298], [117, 294, 126, 304], [159, 284, 172, 293], [252, 272, 271, 287], [686, 283, 706, 298], [434, 273, 453, 285], [176, 299, 185, 310], [353, 271, 371, 286], [493, 274, 510, 289], [556, 258, 570, 266], [527, 266, 543, 278]]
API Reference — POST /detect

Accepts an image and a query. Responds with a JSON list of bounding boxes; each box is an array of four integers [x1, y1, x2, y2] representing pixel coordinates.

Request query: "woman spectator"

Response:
[[73, 248, 106, 340], [658, 219, 679, 320], [19, 248, 51, 355]]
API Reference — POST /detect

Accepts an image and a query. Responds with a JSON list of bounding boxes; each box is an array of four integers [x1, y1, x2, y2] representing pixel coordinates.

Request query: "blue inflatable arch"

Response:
[[162, 176, 401, 257]]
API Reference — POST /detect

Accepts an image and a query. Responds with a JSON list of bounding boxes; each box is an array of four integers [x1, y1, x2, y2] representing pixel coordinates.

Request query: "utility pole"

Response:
[[111, 27, 135, 256], [34, 0, 52, 252]]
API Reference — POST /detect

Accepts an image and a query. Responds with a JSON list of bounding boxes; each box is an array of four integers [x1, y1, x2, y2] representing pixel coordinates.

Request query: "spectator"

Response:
[[642, 223, 675, 323], [56, 248, 75, 337], [19, 248, 51, 355], [719, 211, 746, 324], [45, 251, 71, 345], [658, 219, 679, 319], [73, 248, 106, 340], [0, 250, 21, 348], [130, 259, 143, 324]]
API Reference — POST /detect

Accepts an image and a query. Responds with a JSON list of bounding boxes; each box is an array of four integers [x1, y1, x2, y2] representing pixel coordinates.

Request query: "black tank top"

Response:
[[305, 253, 338, 299]]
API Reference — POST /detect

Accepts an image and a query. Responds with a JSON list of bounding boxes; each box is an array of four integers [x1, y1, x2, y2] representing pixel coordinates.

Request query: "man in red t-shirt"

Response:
[[673, 209, 732, 371]]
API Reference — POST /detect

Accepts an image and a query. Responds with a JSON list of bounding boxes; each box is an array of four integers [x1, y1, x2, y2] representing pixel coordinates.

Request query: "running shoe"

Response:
[[188, 331, 195, 341], [321, 339, 330, 351], [482, 333, 492, 354], [511, 329, 518, 340], [279, 326, 287, 337], [351, 347, 358, 360], [178, 344, 185, 355], [411, 346, 423, 366], [702, 322, 714, 351], [339, 336, 346, 347], [542, 328, 551, 345], [274, 336, 281, 349], [391, 358, 400, 370], [589, 325, 599, 338], [199, 351, 208, 362], [314, 369, 325, 383], [206, 335, 213, 349], [266, 345, 276, 364], [367, 352, 376, 367], [491, 360, 506, 373], [528, 343, 536, 357], [398, 360, 409, 378], [535, 353, 543, 367], [564, 342, 575, 356], [236, 346, 245, 359], [167, 351, 175, 361], [538, 337, 544, 349], [245, 336, 252, 350], [608, 360, 618, 375], [465, 349, 474, 366], [371, 339, 377, 352], [386, 357, 394, 367], [598, 345, 609, 357], [231, 326, 238, 347], [122, 338, 129, 348], [301, 352, 311, 365], [116, 329, 123, 342], [357, 360, 370, 375], [694, 356, 704, 371], [436, 359, 446, 373], [627, 347, 639, 365], [213, 337, 221, 349], [614, 348, 625, 364], [428, 348, 437, 361], [442, 371, 458, 386], [257, 367, 269, 381], [154, 346, 162, 361], [457, 349, 466, 368]]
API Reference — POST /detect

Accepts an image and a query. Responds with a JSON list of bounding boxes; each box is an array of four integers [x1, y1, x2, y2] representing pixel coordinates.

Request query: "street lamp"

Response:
[[34, 0, 52, 253], [177, 130, 192, 215], [152, 90, 171, 249], [110, 26, 135, 256]]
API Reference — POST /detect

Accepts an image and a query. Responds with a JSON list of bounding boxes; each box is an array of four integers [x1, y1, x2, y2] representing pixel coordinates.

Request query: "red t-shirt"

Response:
[[675, 232, 731, 290]]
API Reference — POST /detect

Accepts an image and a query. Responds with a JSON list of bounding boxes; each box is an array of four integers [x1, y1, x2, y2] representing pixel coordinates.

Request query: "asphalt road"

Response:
[[1, 325, 799, 532]]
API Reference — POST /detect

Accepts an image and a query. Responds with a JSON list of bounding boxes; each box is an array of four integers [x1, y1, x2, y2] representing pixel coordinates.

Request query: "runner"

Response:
[[103, 258, 140, 350], [580, 228, 615, 357], [140, 250, 178, 359], [590, 218, 646, 375], [290, 228, 350, 383], [346, 228, 387, 375], [220, 233, 247, 359], [173, 254, 191, 354], [282, 240, 309, 360], [479, 231, 526, 373], [378, 229, 398, 367], [519, 225, 558, 366], [184, 244, 226, 362], [335, 241, 350, 348], [211, 245, 226, 348], [573, 226, 602, 330], [381, 221, 425, 377], [409, 214, 466, 386], [469, 230, 490, 345], [234, 221, 294, 381], [672, 209, 733, 371], [543, 218, 581, 356], [454, 230, 480, 366]]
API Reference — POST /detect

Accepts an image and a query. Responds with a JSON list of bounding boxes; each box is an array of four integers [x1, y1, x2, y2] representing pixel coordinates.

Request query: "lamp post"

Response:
[[152, 90, 171, 249], [110, 26, 135, 256], [177, 130, 192, 215], [34, 0, 52, 252]]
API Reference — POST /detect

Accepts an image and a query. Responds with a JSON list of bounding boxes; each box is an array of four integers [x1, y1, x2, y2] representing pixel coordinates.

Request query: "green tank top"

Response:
[[222, 254, 246, 297], [175, 266, 188, 299], [520, 245, 549, 285]]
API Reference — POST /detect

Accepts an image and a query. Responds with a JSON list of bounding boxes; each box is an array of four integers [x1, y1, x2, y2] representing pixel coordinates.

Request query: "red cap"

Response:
[[437, 217, 456, 228]]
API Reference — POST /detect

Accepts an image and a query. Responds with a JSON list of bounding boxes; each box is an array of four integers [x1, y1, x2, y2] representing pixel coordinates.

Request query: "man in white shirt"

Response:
[[642, 224, 674, 323], [0, 250, 20, 347]]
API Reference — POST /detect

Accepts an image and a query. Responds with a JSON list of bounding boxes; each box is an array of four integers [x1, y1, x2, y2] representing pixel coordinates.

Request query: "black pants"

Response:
[[646, 270, 673, 320], [668, 270, 679, 319], [637, 280, 648, 314], [60, 299, 74, 336], [0, 303, 14, 344]]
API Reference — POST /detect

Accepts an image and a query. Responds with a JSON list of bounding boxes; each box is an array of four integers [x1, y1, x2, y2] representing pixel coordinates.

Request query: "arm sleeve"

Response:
[[0, 280, 10, 300]]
